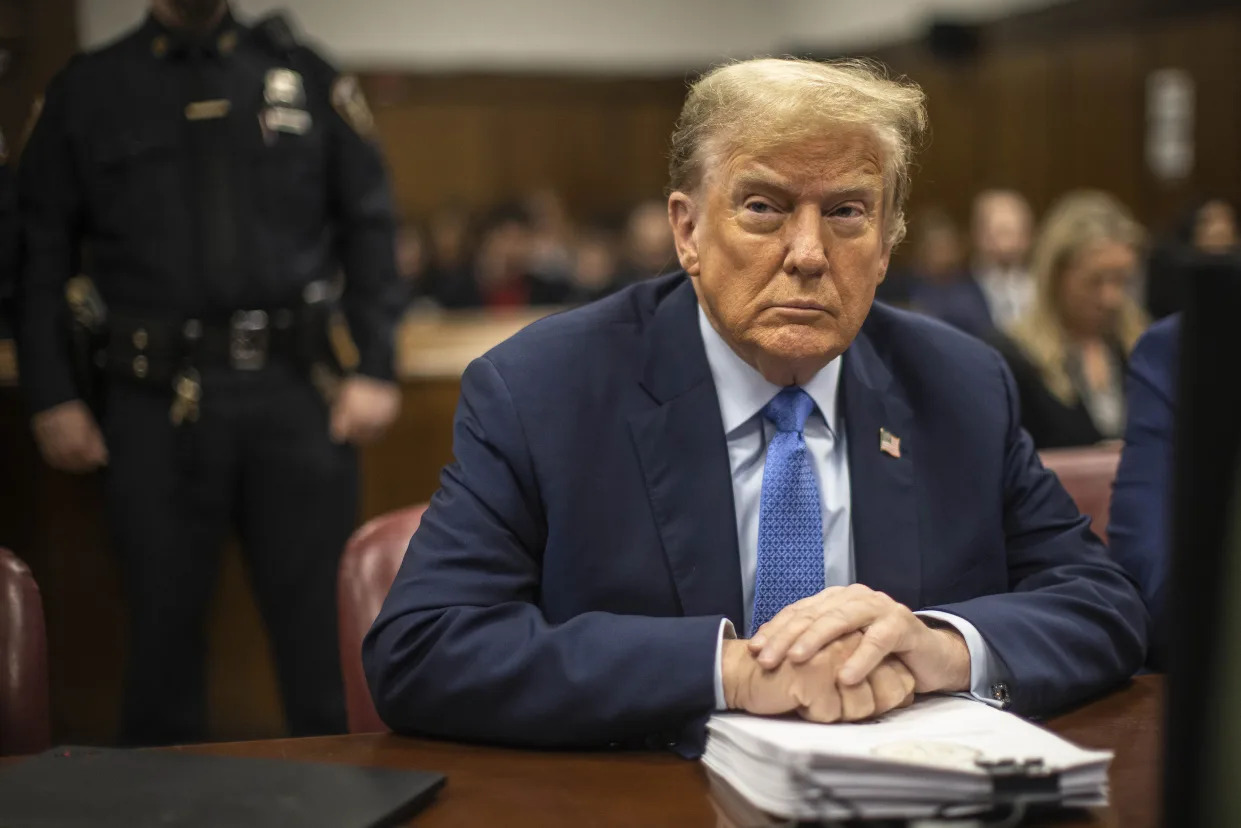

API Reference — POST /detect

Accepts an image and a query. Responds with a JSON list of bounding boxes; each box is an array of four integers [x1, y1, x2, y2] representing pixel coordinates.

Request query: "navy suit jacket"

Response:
[[1108, 315, 1180, 669], [908, 275, 995, 341], [363, 273, 1147, 754]]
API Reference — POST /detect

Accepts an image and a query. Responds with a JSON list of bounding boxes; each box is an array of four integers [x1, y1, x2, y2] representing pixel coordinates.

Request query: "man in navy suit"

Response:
[[1108, 315, 1180, 669], [364, 58, 1147, 754]]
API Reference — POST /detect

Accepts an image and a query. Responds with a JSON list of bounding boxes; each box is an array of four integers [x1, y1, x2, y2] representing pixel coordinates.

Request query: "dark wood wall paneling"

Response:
[[361, 74, 687, 221], [871, 7, 1241, 236], [357, 8, 1241, 237]]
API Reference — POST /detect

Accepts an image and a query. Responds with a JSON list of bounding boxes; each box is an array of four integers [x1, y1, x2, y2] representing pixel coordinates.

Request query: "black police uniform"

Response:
[[15, 10, 403, 745]]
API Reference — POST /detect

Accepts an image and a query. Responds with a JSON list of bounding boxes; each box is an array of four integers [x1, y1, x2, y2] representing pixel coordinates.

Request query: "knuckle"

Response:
[[870, 625, 900, 649]]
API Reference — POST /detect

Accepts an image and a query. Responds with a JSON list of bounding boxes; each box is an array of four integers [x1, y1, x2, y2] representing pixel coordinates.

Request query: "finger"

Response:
[[329, 404, 350, 443], [766, 599, 880, 667], [797, 686, 843, 724], [838, 677, 876, 721], [868, 660, 914, 715], [755, 612, 821, 668], [60, 450, 92, 474], [85, 430, 109, 466], [39, 440, 65, 469], [748, 603, 803, 651], [749, 587, 845, 650], [785, 605, 882, 665], [838, 616, 906, 686]]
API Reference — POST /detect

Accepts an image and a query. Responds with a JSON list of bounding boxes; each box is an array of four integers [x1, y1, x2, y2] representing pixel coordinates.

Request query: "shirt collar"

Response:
[[143, 8, 240, 59], [697, 304, 842, 437]]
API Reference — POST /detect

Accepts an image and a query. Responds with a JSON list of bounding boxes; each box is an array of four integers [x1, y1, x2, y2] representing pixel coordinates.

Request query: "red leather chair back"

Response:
[[1039, 446, 1122, 545], [338, 505, 428, 734], [0, 548, 51, 756]]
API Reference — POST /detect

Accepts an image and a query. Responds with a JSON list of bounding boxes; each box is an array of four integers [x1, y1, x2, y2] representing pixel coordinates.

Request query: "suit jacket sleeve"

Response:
[[307, 52, 402, 382], [15, 70, 83, 413], [926, 350, 1148, 715], [1106, 328, 1175, 668], [362, 355, 725, 749]]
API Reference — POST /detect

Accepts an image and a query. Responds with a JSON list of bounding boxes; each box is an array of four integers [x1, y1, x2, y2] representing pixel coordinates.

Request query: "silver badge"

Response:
[[264, 68, 304, 108], [263, 107, 312, 136]]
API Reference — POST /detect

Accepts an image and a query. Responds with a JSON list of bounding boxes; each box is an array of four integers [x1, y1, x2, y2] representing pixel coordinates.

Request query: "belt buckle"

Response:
[[230, 310, 269, 370]]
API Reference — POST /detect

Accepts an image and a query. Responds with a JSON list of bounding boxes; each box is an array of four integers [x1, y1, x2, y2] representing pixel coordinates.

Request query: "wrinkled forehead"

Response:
[[701, 126, 889, 199]]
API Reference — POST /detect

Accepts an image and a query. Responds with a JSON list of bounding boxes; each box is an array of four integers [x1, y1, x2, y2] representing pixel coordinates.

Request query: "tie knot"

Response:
[[763, 387, 815, 434]]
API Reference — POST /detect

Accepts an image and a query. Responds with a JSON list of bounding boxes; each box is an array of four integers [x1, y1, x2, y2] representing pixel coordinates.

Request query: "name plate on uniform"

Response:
[[185, 99, 231, 121], [263, 107, 312, 135]]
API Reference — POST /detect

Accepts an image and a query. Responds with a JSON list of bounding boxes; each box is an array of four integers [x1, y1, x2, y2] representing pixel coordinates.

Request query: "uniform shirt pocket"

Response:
[[88, 123, 182, 234]]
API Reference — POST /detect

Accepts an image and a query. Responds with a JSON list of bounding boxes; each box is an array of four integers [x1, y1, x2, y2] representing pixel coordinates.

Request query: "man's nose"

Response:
[[783, 206, 828, 278]]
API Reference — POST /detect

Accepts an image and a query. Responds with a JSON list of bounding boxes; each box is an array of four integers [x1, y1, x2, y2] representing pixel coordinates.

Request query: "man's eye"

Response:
[[831, 205, 865, 219], [745, 201, 776, 214]]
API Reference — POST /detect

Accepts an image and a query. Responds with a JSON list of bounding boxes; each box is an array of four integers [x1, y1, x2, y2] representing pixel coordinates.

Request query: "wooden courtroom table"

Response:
[[157, 675, 1164, 827], [0, 307, 553, 745]]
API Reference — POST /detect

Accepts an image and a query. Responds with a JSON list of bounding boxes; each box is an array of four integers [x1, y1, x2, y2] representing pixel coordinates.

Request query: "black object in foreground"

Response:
[[0, 746, 445, 828]]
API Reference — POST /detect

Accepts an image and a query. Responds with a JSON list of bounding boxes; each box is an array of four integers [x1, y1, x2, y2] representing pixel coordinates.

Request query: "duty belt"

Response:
[[107, 308, 312, 379]]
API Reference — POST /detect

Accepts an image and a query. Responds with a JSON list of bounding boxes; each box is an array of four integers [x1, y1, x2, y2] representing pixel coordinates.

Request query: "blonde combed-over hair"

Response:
[[668, 57, 928, 247], [1007, 190, 1148, 405]]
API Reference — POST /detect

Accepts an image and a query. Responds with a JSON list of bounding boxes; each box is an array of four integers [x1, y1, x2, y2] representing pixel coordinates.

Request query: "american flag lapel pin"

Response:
[[879, 428, 901, 459]]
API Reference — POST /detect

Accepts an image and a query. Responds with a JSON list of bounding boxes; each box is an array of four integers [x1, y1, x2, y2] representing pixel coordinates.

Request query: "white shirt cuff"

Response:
[[713, 618, 737, 710], [915, 610, 1009, 708]]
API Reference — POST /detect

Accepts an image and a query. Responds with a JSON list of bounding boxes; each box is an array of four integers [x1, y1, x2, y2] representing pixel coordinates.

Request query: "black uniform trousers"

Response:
[[100, 359, 355, 746]]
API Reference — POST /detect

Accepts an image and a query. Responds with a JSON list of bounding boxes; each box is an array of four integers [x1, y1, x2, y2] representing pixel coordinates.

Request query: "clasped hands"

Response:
[[722, 584, 972, 723]]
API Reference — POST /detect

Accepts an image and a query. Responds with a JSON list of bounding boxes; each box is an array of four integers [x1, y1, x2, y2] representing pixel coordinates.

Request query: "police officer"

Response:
[[15, 0, 404, 745]]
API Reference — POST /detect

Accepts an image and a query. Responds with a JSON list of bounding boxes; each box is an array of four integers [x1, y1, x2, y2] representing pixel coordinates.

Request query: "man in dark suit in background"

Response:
[[1108, 314, 1180, 669], [364, 57, 1147, 755]]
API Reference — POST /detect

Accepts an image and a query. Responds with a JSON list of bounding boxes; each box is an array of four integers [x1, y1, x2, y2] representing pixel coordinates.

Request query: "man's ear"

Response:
[[667, 191, 701, 276]]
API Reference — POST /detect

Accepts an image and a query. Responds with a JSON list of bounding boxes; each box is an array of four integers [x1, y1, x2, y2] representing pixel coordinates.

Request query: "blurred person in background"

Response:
[[614, 198, 677, 285], [524, 187, 575, 288], [902, 208, 993, 336], [394, 220, 427, 302], [1146, 196, 1239, 320], [970, 189, 1035, 331], [14, 0, 403, 745], [566, 225, 622, 304], [421, 202, 478, 309], [473, 204, 572, 308], [993, 190, 1147, 449]]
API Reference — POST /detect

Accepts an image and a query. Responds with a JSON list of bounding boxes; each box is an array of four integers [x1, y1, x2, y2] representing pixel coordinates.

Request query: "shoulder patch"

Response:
[[331, 75, 375, 138]]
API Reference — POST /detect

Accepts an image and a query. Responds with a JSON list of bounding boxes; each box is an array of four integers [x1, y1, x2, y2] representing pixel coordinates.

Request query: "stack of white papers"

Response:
[[702, 696, 1111, 821]]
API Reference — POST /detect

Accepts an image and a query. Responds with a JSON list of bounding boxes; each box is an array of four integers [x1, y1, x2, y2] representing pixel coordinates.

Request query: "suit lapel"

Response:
[[629, 278, 744, 626], [842, 327, 922, 609]]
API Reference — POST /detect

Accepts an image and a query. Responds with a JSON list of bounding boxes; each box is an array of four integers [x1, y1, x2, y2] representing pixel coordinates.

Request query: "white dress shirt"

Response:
[[975, 264, 1034, 330], [697, 307, 1006, 710]]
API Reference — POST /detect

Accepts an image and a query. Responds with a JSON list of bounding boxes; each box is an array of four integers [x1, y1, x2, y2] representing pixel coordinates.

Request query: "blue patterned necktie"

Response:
[[750, 387, 824, 636]]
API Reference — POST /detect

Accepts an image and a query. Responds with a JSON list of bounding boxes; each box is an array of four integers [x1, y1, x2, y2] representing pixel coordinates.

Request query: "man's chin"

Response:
[[749, 327, 846, 373]]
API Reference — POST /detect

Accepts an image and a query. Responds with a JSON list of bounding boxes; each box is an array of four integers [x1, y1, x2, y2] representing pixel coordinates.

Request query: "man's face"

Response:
[[975, 198, 1031, 269], [669, 131, 891, 385]]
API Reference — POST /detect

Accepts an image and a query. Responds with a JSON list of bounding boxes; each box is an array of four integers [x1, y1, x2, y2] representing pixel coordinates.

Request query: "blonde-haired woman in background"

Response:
[[994, 190, 1148, 448]]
